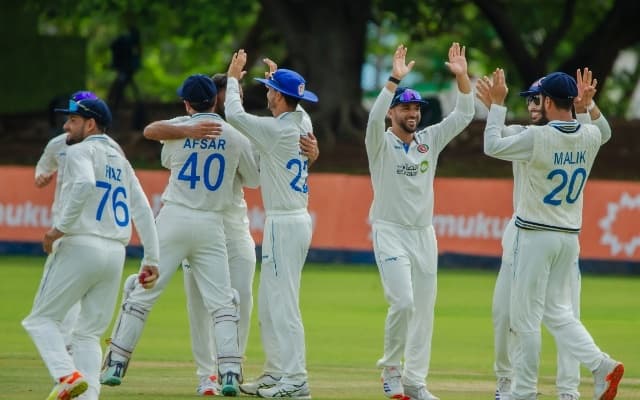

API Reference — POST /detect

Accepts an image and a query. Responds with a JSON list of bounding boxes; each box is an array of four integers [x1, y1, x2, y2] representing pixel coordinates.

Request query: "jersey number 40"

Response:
[[178, 152, 226, 191]]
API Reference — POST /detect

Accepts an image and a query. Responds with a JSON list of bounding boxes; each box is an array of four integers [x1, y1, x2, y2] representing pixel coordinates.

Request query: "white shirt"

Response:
[[485, 105, 606, 232], [56, 134, 159, 266], [160, 113, 259, 211], [500, 112, 612, 211], [36, 133, 123, 225], [366, 87, 475, 227], [225, 77, 313, 212]]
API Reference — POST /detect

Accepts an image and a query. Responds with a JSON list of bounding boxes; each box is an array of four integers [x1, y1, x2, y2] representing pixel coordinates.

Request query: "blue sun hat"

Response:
[[255, 69, 318, 103]]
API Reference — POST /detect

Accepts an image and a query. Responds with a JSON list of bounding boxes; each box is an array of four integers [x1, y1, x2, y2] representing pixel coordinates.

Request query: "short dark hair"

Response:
[[211, 73, 228, 91], [282, 93, 300, 108], [545, 96, 573, 111], [188, 100, 215, 112]]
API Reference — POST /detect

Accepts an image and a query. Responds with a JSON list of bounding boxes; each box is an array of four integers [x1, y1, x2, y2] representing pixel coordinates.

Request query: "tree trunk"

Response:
[[257, 0, 372, 147]]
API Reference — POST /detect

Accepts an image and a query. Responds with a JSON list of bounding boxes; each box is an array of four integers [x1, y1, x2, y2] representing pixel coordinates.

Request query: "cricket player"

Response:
[[476, 68, 612, 400], [179, 73, 320, 396], [100, 74, 259, 396], [35, 90, 101, 353], [483, 69, 624, 400], [225, 50, 316, 399], [367, 43, 474, 400], [23, 98, 160, 400]]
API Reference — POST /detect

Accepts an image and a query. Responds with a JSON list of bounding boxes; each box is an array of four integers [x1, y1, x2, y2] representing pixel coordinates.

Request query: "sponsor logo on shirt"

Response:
[[420, 160, 429, 173], [396, 163, 418, 177], [417, 144, 429, 153]]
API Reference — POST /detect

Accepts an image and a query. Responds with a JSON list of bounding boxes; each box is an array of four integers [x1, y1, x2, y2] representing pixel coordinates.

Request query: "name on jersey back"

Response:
[[182, 138, 226, 150]]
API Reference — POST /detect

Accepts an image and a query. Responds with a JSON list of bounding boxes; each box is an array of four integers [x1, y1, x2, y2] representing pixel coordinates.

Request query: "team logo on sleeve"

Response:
[[417, 144, 429, 153]]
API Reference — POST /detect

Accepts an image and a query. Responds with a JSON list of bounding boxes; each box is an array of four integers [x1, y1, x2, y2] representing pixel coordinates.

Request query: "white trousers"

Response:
[[372, 222, 438, 387], [258, 211, 312, 384], [184, 213, 256, 378], [510, 229, 605, 400], [493, 219, 581, 396], [23, 235, 125, 400]]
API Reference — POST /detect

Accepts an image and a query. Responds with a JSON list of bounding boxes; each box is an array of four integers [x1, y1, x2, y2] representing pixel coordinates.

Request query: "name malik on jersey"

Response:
[[182, 138, 226, 150], [553, 150, 586, 165]]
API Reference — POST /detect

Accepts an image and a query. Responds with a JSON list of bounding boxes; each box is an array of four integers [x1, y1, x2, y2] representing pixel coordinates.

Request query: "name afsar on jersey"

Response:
[[553, 150, 586, 165], [182, 138, 226, 150], [105, 164, 122, 181]]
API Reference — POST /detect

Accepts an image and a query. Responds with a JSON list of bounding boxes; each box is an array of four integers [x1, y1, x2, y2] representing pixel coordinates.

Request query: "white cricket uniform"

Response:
[[23, 134, 159, 400], [485, 105, 609, 400], [184, 177, 257, 379], [35, 133, 125, 351], [366, 86, 474, 386], [225, 77, 313, 385], [492, 113, 611, 397], [106, 113, 258, 374]]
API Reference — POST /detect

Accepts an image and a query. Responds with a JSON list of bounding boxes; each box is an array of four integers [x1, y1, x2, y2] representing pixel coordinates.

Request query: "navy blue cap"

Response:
[[255, 69, 318, 103], [55, 98, 112, 127], [519, 77, 543, 97], [177, 74, 217, 103], [390, 87, 428, 108], [539, 72, 578, 99]]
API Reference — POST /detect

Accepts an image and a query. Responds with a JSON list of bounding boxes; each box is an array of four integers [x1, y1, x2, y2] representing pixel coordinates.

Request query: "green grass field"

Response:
[[1, 256, 638, 399]]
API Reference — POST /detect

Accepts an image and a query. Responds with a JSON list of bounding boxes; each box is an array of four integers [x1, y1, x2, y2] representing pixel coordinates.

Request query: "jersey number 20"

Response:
[[178, 152, 226, 191], [543, 167, 587, 206], [96, 180, 129, 227]]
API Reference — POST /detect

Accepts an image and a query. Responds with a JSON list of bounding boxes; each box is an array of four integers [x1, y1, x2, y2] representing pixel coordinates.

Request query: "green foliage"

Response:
[[25, 0, 261, 101], [2, 256, 639, 399]]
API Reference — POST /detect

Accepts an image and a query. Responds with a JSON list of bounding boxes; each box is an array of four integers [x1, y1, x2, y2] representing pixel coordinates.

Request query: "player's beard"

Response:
[[537, 106, 549, 126], [66, 121, 88, 145], [398, 116, 420, 134]]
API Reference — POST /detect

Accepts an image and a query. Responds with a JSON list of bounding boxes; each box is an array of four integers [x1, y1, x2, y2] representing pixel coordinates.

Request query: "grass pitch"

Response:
[[0, 256, 638, 399]]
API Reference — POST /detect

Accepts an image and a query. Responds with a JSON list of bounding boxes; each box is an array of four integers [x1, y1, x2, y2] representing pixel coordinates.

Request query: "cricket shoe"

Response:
[[100, 358, 127, 386], [47, 370, 88, 400], [256, 381, 311, 399], [404, 384, 439, 400], [240, 373, 281, 395], [220, 371, 240, 396], [593, 357, 624, 400], [495, 377, 512, 400], [381, 366, 408, 399], [197, 375, 220, 396]]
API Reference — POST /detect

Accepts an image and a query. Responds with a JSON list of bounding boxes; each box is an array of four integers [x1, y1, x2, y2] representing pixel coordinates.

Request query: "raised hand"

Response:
[[391, 44, 415, 81], [475, 75, 493, 109], [489, 68, 508, 105], [445, 42, 467, 77], [227, 49, 247, 80], [263, 58, 278, 79], [575, 67, 598, 112]]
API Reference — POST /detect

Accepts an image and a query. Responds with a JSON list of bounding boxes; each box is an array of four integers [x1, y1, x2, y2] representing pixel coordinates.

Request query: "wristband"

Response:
[[586, 100, 596, 112], [388, 76, 401, 85]]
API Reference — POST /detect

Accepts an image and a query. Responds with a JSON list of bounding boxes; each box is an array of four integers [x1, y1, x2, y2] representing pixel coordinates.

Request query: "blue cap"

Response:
[[519, 77, 543, 97], [539, 72, 578, 99], [255, 69, 318, 103], [55, 98, 112, 127], [177, 74, 217, 103], [390, 87, 428, 108]]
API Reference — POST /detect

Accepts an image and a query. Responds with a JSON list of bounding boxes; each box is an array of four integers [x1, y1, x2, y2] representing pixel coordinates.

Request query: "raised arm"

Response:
[[143, 118, 222, 141]]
